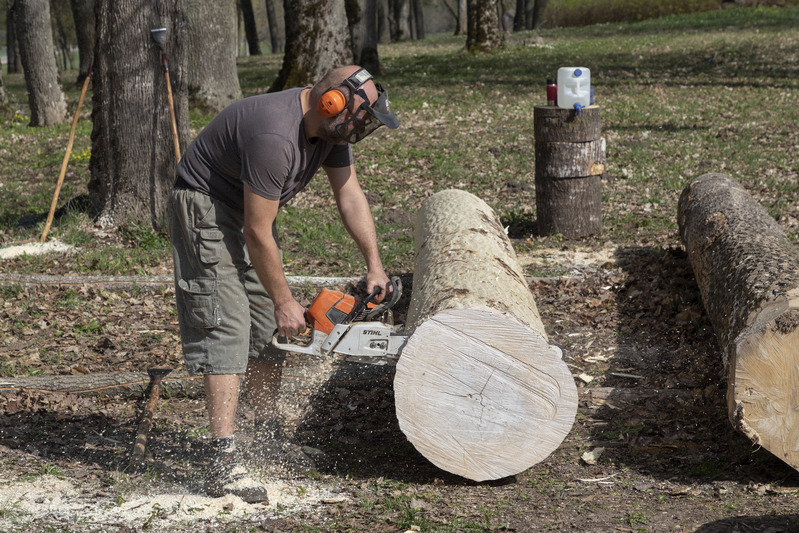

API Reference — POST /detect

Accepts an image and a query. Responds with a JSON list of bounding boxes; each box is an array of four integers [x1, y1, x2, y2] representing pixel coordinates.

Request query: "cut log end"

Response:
[[394, 309, 577, 481], [731, 308, 799, 467]]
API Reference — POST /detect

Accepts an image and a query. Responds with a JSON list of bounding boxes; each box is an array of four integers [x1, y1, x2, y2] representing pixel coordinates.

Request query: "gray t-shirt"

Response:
[[176, 88, 353, 211]]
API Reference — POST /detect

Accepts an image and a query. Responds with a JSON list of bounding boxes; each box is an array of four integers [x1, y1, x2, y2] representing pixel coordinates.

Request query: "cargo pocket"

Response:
[[196, 228, 224, 265], [177, 277, 220, 329]]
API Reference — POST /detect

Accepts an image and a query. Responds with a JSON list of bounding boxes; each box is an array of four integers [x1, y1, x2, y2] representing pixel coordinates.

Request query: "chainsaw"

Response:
[[271, 276, 407, 365]]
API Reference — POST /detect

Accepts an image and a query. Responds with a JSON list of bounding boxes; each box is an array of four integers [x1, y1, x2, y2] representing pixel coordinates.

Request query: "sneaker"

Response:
[[204, 437, 269, 504]]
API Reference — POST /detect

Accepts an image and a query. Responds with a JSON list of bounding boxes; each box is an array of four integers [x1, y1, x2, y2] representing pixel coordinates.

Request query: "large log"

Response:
[[678, 173, 799, 471], [394, 189, 577, 481]]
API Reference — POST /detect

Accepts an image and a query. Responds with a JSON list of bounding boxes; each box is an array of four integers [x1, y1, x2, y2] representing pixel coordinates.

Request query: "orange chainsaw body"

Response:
[[306, 289, 375, 334]]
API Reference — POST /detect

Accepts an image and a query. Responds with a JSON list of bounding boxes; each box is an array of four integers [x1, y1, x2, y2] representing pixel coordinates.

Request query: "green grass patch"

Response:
[[1, 6, 797, 276]]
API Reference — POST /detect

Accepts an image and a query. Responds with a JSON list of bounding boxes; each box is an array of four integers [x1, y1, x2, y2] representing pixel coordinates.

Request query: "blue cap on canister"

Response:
[[574, 68, 582, 77]]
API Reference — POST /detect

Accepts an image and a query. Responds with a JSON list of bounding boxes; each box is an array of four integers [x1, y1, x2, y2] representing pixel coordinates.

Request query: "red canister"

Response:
[[546, 78, 557, 106]]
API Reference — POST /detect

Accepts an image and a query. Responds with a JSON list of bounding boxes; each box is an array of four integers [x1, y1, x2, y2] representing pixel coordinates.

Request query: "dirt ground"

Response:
[[2, 243, 799, 532]]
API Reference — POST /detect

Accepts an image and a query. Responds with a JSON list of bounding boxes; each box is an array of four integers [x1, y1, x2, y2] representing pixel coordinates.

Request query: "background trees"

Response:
[[348, 0, 381, 74], [239, 0, 261, 55], [0, 68, 7, 110], [187, 0, 241, 113], [5, 0, 23, 73], [264, 0, 285, 54], [0, 0, 516, 228], [88, 0, 189, 229], [14, 0, 67, 126], [466, 0, 503, 52], [270, 0, 352, 92], [69, 0, 96, 85]]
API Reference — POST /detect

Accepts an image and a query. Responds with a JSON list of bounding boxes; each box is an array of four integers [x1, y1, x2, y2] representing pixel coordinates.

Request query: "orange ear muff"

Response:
[[318, 89, 347, 118]]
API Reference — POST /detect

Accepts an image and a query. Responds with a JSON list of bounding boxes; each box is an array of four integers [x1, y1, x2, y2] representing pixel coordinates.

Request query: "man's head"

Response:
[[311, 66, 399, 144]]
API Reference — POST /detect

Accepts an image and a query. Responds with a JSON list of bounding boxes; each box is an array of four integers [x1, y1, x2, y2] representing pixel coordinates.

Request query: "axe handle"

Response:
[[162, 64, 181, 162], [40, 72, 92, 243], [128, 379, 163, 469]]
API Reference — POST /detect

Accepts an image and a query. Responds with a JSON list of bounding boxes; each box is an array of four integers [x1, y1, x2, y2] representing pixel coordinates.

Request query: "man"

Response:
[[169, 65, 399, 503]]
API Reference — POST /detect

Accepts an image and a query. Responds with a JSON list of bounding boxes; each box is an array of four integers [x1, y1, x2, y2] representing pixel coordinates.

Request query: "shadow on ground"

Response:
[[576, 245, 799, 485]]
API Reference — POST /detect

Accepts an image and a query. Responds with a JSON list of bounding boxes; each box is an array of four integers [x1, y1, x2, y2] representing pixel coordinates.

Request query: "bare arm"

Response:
[[242, 185, 306, 337], [324, 164, 391, 302]]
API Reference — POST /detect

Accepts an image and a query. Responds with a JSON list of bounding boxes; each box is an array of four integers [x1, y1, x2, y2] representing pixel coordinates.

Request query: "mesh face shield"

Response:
[[335, 70, 399, 144]]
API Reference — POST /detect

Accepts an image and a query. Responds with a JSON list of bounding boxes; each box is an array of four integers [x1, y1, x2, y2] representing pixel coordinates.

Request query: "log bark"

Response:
[[0, 371, 201, 398], [678, 173, 799, 471], [394, 189, 577, 481], [0, 273, 361, 290], [534, 138, 606, 178], [533, 105, 601, 143], [534, 105, 603, 238]]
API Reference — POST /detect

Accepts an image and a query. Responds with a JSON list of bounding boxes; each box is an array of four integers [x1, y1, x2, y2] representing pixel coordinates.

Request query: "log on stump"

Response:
[[394, 189, 577, 481], [678, 173, 799, 471], [534, 105, 604, 238]]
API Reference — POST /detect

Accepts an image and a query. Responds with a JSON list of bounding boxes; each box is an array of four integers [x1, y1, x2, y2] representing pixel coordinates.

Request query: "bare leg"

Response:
[[203, 372, 269, 503], [204, 374, 241, 438]]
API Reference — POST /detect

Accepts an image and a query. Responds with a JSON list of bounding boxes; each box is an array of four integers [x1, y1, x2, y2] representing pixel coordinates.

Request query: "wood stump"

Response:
[[394, 189, 577, 481], [678, 173, 799, 471], [534, 105, 604, 237]]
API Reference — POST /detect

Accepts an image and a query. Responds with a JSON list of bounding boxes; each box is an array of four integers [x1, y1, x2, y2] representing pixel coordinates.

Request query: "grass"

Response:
[[0, 5, 797, 281]]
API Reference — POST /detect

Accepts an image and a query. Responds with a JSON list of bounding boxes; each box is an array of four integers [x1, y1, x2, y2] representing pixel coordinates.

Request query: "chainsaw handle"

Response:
[[365, 276, 402, 320], [343, 285, 381, 324], [271, 327, 327, 356]]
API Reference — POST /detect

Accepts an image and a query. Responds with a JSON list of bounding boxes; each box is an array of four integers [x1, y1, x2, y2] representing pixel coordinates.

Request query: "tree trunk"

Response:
[[0, 69, 8, 110], [394, 189, 578, 481], [15, 0, 67, 126], [69, 0, 97, 86], [513, 0, 527, 31], [348, 0, 381, 74], [456, 0, 467, 35], [411, 0, 425, 39], [532, 0, 547, 29], [270, 0, 353, 92], [678, 173, 799, 472], [240, 0, 261, 55], [392, 0, 411, 41], [89, 0, 189, 229], [51, 1, 76, 72], [6, 0, 23, 74], [186, 0, 241, 114], [466, 0, 503, 53], [264, 0, 285, 53], [376, 0, 391, 43]]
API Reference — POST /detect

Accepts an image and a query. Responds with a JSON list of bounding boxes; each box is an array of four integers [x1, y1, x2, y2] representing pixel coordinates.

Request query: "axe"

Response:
[[128, 367, 172, 470], [40, 60, 94, 243], [150, 28, 181, 162]]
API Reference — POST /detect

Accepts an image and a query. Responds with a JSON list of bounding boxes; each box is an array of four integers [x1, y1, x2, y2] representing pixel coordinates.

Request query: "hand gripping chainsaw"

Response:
[[271, 276, 407, 365]]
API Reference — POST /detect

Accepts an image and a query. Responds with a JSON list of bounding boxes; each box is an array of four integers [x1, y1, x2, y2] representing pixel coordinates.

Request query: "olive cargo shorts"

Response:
[[169, 188, 285, 375]]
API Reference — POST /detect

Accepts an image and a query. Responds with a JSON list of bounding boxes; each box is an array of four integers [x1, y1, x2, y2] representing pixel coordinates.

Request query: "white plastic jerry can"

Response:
[[557, 67, 591, 112]]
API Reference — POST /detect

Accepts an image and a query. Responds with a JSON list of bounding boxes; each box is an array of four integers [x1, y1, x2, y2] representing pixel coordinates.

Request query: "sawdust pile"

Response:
[[0, 474, 346, 531], [0, 239, 73, 260]]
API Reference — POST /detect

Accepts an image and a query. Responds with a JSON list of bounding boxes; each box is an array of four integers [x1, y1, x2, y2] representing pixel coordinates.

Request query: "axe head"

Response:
[[148, 367, 172, 382], [150, 28, 167, 49]]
